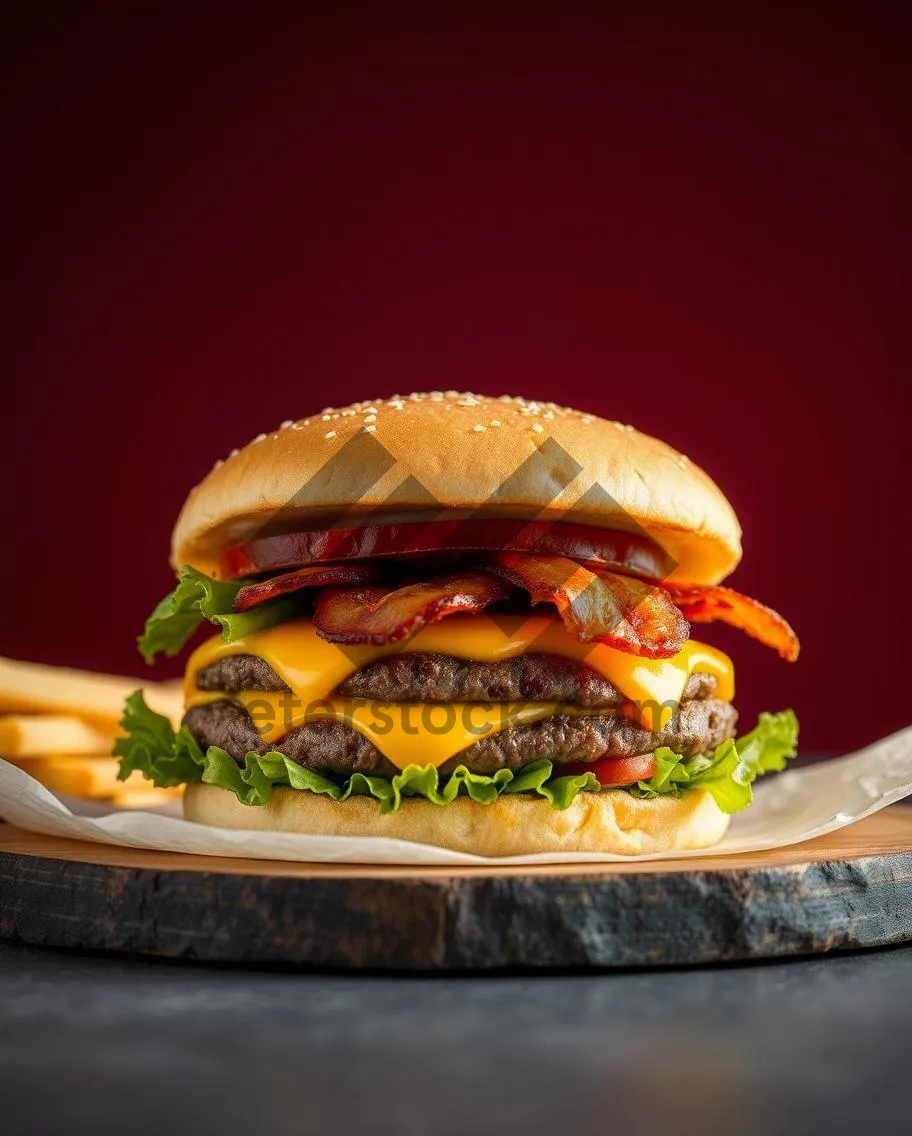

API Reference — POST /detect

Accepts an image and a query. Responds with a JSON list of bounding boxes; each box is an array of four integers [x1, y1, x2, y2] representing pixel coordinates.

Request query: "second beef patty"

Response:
[[183, 697, 737, 778]]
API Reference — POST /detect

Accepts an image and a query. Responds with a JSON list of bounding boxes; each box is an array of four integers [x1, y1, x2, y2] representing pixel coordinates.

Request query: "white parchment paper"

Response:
[[2, 725, 911, 864]]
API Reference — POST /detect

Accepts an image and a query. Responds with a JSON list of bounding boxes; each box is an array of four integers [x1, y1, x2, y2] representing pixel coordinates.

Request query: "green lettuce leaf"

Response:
[[113, 690, 206, 786], [630, 708, 799, 813], [115, 691, 798, 816], [137, 565, 304, 662], [737, 709, 801, 775], [197, 752, 602, 814]]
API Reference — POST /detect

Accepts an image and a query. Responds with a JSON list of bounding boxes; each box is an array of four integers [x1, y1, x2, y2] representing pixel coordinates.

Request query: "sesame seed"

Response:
[[324, 430, 337, 439]]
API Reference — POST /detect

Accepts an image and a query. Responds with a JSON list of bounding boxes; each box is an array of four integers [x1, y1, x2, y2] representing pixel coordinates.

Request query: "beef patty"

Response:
[[182, 697, 738, 779], [195, 651, 719, 707]]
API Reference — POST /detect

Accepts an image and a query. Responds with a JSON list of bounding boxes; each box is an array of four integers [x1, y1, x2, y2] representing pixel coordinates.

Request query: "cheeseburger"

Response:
[[117, 392, 799, 855]]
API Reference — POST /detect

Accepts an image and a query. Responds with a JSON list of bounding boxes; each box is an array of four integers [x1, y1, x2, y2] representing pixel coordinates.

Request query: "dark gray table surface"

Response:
[[2, 940, 910, 1136]]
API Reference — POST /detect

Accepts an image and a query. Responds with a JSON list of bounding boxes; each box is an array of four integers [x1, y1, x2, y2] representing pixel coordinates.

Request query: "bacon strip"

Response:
[[234, 563, 387, 613], [666, 584, 800, 661], [313, 572, 512, 645], [479, 553, 689, 658], [237, 554, 799, 663]]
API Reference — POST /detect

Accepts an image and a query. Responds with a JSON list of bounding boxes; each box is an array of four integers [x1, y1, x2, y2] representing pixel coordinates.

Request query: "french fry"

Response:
[[0, 714, 116, 757], [0, 656, 182, 727], [0, 657, 185, 806], [8, 754, 179, 801], [110, 784, 182, 809]]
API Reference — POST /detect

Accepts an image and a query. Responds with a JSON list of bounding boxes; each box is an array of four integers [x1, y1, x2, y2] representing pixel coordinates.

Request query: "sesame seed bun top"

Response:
[[172, 392, 742, 585]]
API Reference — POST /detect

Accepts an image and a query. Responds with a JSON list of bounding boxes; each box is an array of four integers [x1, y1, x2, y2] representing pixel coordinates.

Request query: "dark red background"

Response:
[[3, 5, 909, 753]]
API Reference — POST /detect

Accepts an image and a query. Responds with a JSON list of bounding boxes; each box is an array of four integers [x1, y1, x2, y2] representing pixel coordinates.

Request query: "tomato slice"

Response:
[[221, 519, 672, 582], [558, 752, 657, 787]]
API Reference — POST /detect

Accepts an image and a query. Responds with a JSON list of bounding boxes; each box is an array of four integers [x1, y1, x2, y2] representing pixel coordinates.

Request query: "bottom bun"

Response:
[[184, 782, 730, 856]]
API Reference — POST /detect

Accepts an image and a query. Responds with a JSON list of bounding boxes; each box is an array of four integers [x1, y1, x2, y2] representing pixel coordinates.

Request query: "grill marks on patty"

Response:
[[194, 651, 719, 706], [186, 651, 735, 778]]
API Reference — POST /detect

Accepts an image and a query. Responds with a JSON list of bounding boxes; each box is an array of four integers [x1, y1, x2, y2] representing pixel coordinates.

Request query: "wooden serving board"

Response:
[[1, 810, 911, 970]]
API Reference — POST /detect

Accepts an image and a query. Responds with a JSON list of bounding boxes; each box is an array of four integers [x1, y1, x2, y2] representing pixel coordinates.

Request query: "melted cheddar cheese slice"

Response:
[[183, 614, 734, 772]]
